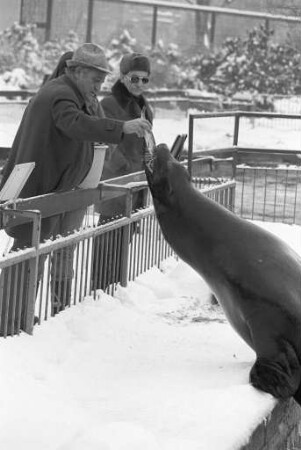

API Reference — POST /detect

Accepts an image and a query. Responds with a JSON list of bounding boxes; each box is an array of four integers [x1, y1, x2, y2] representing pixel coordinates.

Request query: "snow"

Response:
[[0, 221, 300, 450], [0, 95, 301, 449]]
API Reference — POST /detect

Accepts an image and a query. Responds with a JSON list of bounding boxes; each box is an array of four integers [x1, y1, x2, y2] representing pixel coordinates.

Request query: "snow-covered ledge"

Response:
[[0, 224, 300, 449]]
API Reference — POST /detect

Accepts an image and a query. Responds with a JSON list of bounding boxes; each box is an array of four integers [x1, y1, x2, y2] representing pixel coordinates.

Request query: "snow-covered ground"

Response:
[[0, 221, 300, 450], [1, 100, 301, 150], [0, 98, 301, 449]]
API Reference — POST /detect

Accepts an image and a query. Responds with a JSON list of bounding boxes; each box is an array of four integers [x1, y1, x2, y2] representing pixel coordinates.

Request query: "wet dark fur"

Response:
[[145, 144, 301, 406]]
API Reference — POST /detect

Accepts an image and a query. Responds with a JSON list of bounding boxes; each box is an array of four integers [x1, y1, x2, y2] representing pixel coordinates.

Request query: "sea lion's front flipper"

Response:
[[293, 383, 301, 406], [250, 342, 301, 400]]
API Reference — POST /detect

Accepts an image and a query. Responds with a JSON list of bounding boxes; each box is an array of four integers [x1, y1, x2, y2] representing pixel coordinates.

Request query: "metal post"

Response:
[[24, 210, 41, 334], [265, 18, 270, 34], [209, 12, 216, 49], [188, 114, 194, 178], [119, 191, 132, 287], [233, 113, 240, 146], [45, 0, 54, 42], [151, 6, 158, 48], [86, 0, 95, 42], [19, 0, 25, 24]]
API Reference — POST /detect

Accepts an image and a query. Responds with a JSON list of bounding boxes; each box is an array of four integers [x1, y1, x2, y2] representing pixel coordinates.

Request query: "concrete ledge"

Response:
[[241, 399, 301, 450]]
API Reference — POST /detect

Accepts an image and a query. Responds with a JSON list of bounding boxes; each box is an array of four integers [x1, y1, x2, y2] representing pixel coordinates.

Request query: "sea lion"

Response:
[[145, 143, 301, 406]]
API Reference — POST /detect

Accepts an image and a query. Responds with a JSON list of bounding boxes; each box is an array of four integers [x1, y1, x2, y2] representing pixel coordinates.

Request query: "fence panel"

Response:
[[235, 166, 301, 225], [0, 177, 234, 337]]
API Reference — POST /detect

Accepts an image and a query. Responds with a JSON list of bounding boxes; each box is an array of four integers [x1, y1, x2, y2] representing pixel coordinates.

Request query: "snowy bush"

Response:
[[182, 24, 301, 97], [0, 24, 79, 89], [1, 23, 301, 102]]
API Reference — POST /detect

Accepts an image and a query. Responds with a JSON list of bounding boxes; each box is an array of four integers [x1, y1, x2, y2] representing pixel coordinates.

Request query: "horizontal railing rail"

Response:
[[187, 111, 301, 174]]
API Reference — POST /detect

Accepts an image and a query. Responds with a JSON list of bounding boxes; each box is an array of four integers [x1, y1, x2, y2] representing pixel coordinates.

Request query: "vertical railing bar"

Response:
[[138, 218, 144, 275], [110, 229, 118, 293], [140, 218, 146, 276], [282, 170, 289, 222], [44, 255, 51, 320], [83, 237, 90, 298], [262, 169, 268, 221], [274, 170, 279, 222], [102, 232, 110, 292], [37, 263, 44, 324], [292, 170, 299, 223], [142, 217, 148, 273], [137, 220, 143, 277], [116, 227, 123, 288], [151, 214, 156, 267], [92, 234, 101, 298], [24, 211, 41, 334], [84, 236, 91, 297], [97, 234, 105, 294], [73, 241, 81, 305], [58, 247, 65, 310], [132, 221, 138, 281], [155, 221, 160, 267], [78, 240, 85, 301], [10, 263, 19, 335], [16, 262, 26, 333], [51, 251, 58, 315], [147, 215, 153, 271], [240, 169, 245, 218], [3, 266, 12, 337], [188, 115, 194, 177], [106, 230, 113, 292], [128, 223, 134, 282], [251, 169, 256, 220]]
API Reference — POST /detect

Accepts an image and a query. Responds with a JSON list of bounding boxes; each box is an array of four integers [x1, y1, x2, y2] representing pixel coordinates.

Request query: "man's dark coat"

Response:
[[0, 75, 124, 198]]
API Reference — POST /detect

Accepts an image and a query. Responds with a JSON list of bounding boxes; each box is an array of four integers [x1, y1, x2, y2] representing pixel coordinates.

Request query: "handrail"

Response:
[[104, 0, 301, 23], [187, 111, 301, 175], [101, 0, 301, 48]]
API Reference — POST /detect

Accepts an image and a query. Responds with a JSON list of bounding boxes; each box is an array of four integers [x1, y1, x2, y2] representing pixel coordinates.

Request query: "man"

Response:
[[0, 43, 151, 335]]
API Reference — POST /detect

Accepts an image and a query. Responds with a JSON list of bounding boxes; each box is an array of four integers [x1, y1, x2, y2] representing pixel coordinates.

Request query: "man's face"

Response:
[[74, 67, 107, 102], [120, 70, 150, 97]]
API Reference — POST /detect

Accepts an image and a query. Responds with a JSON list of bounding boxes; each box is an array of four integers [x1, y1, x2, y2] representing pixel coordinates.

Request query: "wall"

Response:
[[241, 399, 301, 450], [0, 0, 21, 30], [2, 0, 301, 53]]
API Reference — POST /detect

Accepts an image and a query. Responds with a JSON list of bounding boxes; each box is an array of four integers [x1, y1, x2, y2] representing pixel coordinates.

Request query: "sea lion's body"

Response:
[[145, 144, 301, 405]]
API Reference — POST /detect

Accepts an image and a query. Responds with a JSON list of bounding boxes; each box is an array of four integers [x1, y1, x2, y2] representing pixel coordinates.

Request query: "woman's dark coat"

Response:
[[100, 80, 153, 180], [0, 74, 124, 198]]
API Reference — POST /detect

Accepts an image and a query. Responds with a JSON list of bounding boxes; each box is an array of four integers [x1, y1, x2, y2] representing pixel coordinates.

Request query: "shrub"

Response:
[[181, 24, 301, 96], [1, 23, 301, 100]]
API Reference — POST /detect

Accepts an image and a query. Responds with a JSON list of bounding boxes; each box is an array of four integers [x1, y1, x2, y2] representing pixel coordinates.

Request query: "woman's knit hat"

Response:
[[120, 53, 151, 74]]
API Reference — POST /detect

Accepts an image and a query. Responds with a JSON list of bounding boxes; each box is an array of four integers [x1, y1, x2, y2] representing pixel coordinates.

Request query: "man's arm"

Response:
[[52, 99, 151, 143]]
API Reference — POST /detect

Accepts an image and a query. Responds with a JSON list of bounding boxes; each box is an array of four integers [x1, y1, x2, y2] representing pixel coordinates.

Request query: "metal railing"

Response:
[[187, 111, 301, 174], [235, 165, 301, 224], [104, 0, 301, 49], [2, 106, 301, 338], [0, 173, 235, 338], [188, 111, 301, 224]]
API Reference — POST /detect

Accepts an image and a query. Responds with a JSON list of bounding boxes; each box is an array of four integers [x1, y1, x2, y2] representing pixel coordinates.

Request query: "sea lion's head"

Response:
[[144, 143, 189, 207]]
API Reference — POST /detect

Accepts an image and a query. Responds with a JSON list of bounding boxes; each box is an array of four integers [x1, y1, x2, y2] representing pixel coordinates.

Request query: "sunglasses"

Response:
[[127, 75, 150, 85]]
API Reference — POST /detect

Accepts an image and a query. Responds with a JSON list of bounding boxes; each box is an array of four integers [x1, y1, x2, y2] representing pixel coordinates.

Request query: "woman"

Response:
[[101, 52, 153, 185], [92, 53, 153, 291]]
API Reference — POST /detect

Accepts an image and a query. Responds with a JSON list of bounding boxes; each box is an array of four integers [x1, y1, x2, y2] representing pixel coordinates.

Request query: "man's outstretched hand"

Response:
[[123, 118, 152, 138]]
